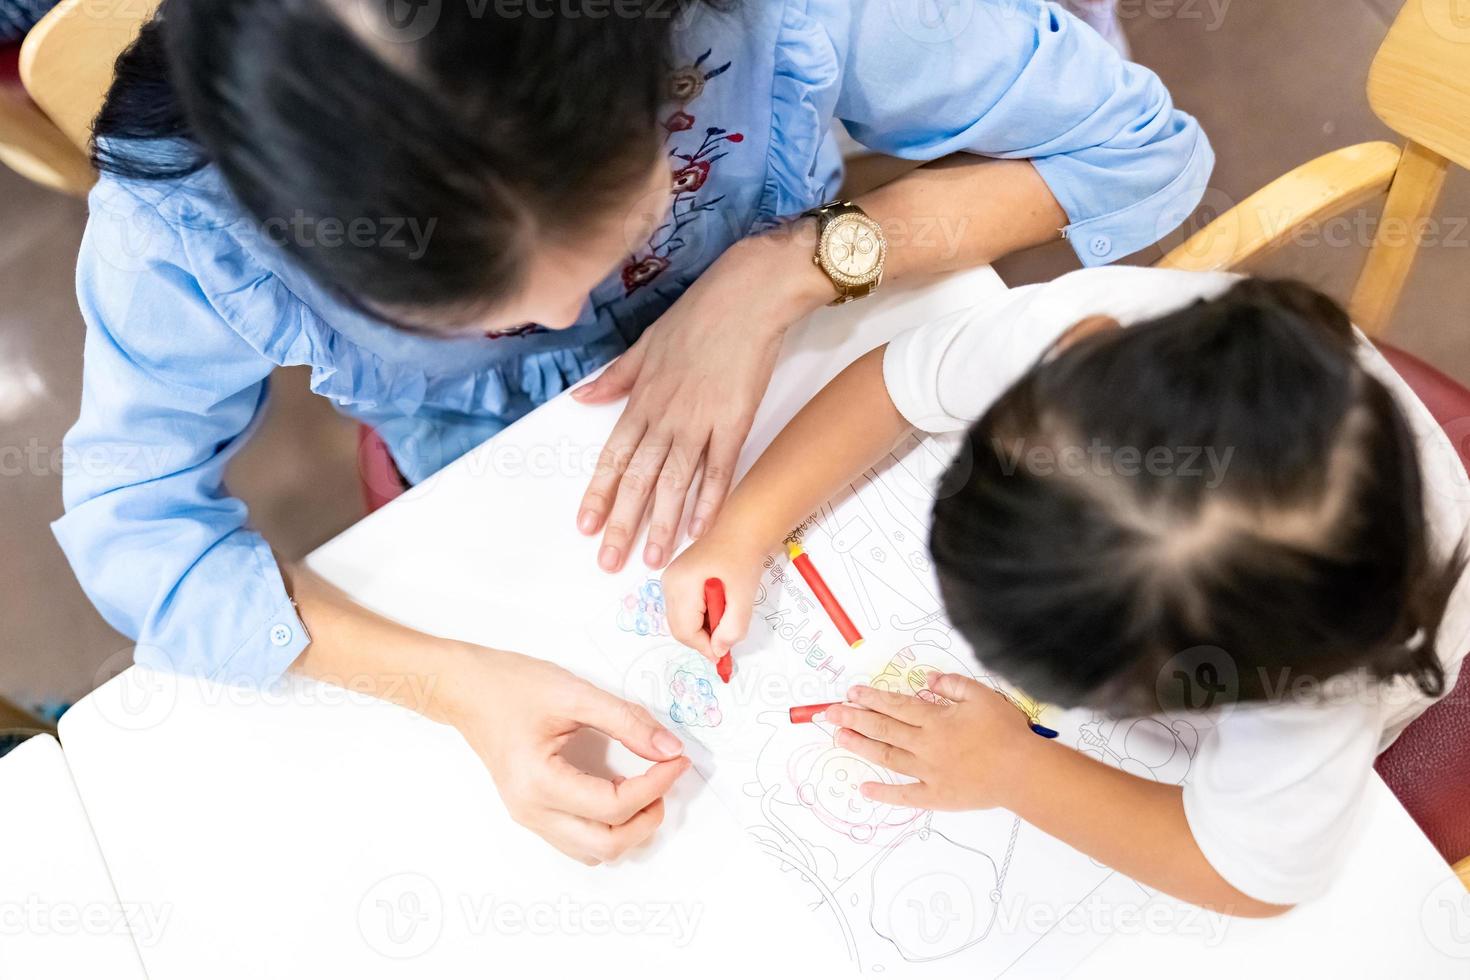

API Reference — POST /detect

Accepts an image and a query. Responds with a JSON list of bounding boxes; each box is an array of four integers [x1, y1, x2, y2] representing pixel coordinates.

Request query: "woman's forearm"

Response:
[[856, 156, 1069, 279], [732, 155, 1070, 320], [282, 562, 481, 726], [1009, 738, 1293, 918], [713, 346, 909, 552]]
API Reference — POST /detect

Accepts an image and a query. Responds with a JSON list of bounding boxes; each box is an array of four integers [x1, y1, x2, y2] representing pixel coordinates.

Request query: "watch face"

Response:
[[821, 214, 885, 284]]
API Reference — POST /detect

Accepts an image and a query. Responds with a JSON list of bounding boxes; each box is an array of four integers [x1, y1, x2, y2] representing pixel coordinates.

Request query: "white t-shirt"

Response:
[[882, 266, 1470, 905]]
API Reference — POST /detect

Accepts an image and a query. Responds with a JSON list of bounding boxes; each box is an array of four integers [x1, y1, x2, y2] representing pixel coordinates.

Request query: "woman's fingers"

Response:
[[571, 343, 646, 405], [597, 439, 672, 571], [543, 753, 690, 827], [572, 683, 686, 763], [539, 798, 667, 865], [642, 437, 703, 568], [825, 702, 920, 750], [578, 414, 647, 538], [689, 426, 744, 539]]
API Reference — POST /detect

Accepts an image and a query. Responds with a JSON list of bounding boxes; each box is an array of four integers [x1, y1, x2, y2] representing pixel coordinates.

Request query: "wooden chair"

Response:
[[1159, 0, 1470, 888], [0, 0, 156, 194], [1156, 0, 1470, 338], [0, 39, 92, 192]]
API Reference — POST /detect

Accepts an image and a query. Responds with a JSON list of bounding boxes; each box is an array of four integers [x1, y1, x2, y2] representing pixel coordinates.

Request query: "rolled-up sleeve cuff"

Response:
[[206, 595, 312, 688], [1039, 128, 1216, 267]]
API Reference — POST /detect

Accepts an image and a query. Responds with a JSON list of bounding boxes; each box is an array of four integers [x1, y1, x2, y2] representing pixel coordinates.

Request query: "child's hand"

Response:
[[661, 532, 765, 663], [825, 673, 1037, 812]]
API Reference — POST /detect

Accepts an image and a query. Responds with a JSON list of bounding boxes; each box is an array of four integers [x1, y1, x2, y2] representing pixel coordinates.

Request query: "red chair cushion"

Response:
[[0, 44, 22, 88], [357, 425, 407, 514], [1373, 342, 1470, 865]]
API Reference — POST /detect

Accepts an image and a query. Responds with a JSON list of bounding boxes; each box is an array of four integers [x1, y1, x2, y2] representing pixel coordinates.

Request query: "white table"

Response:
[[7, 267, 1468, 978]]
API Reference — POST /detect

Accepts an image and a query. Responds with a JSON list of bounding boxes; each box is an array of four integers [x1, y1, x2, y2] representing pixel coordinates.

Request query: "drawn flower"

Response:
[[671, 159, 711, 193], [663, 110, 695, 133], [621, 254, 670, 293]]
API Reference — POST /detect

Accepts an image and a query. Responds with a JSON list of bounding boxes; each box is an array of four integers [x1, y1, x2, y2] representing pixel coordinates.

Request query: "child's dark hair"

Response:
[[932, 278, 1465, 715], [92, 0, 727, 318]]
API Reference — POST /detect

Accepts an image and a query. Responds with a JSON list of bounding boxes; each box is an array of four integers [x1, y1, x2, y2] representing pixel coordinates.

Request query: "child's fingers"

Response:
[[709, 583, 753, 657], [926, 671, 978, 703], [663, 577, 715, 659], [835, 726, 920, 776], [824, 703, 920, 751], [860, 780, 932, 810], [846, 684, 931, 725]]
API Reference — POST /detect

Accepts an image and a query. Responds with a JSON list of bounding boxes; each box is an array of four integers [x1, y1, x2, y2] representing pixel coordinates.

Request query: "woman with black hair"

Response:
[[56, 0, 1212, 862]]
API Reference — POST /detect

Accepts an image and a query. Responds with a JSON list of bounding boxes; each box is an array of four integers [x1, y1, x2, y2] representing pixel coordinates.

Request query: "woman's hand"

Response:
[[661, 529, 767, 663], [572, 230, 833, 572], [439, 645, 692, 865], [823, 674, 1037, 812]]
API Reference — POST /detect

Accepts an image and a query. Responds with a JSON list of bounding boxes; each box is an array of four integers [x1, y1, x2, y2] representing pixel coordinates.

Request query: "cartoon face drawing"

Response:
[[795, 747, 921, 844], [669, 670, 723, 728]]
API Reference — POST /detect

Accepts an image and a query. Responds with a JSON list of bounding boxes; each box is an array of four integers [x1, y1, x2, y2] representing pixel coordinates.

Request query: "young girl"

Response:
[[663, 267, 1470, 912], [55, 0, 1214, 864]]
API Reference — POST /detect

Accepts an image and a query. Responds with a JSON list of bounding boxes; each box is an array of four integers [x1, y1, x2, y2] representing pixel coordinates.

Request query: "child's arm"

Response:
[[827, 676, 1293, 918], [663, 346, 910, 658]]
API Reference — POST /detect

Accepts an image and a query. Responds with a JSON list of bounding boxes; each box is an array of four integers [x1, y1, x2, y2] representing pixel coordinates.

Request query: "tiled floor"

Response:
[[2, 0, 1467, 704]]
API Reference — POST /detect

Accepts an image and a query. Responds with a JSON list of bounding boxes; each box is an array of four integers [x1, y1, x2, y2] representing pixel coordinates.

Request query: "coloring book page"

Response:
[[586, 432, 1214, 978]]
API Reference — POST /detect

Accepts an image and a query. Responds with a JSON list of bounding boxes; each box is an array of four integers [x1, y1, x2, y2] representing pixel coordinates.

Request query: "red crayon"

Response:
[[789, 701, 840, 724], [786, 539, 864, 649], [704, 578, 733, 683]]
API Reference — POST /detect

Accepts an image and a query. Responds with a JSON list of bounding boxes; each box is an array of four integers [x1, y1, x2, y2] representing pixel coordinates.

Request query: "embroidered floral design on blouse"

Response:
[[484, 323, 545, 340], [622, 48, 741, 297]]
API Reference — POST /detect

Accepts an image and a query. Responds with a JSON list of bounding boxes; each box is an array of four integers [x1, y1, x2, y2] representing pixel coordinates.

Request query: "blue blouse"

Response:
[[54, 0, 1213, 686]]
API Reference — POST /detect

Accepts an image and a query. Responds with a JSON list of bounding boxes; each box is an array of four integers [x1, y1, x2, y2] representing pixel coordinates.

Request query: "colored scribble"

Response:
[[617, 578, 670, 637], [669, 670, 723, 728]]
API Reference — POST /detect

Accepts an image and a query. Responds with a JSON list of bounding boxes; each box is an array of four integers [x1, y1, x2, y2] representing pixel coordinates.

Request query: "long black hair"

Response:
[[932, 278, 1465, 714], [93, 0, 725, 316]]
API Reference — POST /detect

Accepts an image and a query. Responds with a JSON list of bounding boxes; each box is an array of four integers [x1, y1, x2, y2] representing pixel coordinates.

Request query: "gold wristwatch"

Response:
[[802, 200, 887, 305]]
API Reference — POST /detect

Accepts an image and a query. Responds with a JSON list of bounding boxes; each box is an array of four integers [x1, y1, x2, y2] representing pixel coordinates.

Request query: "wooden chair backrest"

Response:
[[1368, 0, 1470, 169], [18, 0, 159, 155]]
